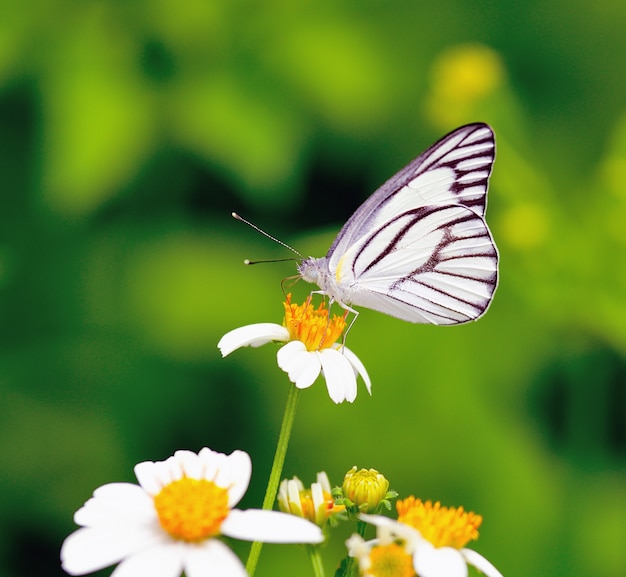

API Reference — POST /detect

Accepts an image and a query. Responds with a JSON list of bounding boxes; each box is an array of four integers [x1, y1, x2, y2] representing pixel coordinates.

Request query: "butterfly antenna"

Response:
[[244, 257, 297, 266], [232, 212, 303, 259]]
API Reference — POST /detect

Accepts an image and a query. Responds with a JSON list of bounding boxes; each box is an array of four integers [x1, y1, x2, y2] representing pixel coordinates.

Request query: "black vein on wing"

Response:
[[441, 133, 493, 213], [353, 205, 497, 319]]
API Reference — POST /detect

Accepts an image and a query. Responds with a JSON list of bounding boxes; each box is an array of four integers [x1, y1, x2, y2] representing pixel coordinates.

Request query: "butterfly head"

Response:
[[297, 257, 322, 285]]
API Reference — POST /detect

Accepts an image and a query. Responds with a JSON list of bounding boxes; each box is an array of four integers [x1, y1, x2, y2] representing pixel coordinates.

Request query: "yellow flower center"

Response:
[[283, 294, 346, 351], [396, 497, 482, 549], [153, 477, 230, 542], [368, 543, 416, 577]]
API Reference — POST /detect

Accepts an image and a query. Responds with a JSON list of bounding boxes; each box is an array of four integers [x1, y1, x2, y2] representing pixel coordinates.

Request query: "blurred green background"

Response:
[[2, 1, 626, 576]]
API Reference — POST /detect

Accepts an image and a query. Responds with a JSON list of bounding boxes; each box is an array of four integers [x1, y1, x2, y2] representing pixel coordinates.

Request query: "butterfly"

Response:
[[297, 123, 498, 325]]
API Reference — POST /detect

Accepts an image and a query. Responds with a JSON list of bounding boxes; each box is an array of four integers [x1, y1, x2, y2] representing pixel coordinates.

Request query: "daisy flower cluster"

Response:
[[61, 294, 505, 577]]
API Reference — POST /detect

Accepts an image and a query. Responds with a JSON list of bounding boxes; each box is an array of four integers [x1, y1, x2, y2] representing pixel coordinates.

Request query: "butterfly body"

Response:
[[298, 123, 498, 326]]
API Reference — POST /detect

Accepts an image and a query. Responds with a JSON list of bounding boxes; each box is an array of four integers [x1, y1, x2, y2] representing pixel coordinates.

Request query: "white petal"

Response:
[[161, 454, 186, 482], [346, 534, 374, 572], [110, 542, 183, 577], [318, 348, 357, 403], [137, 448, 252, 508], [311, 482, 325, 513], [414, 543, 468, 577], [346, 533, 368, 558], [198, 447, 230, 482], [194, 448, 252, 507], [74, 483, 155, 527], [218, 324, 289, 357], [316, 471, 331, 493], [461, 548, 504, 577], [134, 461, 162, 495], [340, 345, 372, 394], [183, 540, 248, 577], [173, 449, 205, 479], [214, 450, 252, 508], [277, 479, 289, 510], [221, 509, 323, 544], [61, 524, 168, 575], [286, 479, 304, 511], [135, 458, 182, 495], [277, 341, 321, 389]]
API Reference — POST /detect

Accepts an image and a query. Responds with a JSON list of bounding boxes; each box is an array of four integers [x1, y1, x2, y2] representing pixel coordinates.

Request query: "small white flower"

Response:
[[218, 296, 371, 403], [353, 497, 504, 577], [61, 447, 323, 577], [277, 472, 345, 527]]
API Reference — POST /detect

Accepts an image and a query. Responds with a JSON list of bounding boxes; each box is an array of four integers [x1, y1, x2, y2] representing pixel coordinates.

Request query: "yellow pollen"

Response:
[[283, 294, 347, 351], [368, 543, 416, 577], [153, 477, 230, 542], [396, 497, 482, 549]]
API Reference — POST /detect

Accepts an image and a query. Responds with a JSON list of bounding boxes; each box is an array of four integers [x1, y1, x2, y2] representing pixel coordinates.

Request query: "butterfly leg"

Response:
[[280, 274, 303, 298], [338, 302, 359, 348], [314, 291, 360, 349]]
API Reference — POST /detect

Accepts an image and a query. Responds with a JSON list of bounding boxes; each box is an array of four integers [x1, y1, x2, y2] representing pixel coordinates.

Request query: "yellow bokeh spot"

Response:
[[426, 43, 505, 126], [397, 497, 482, 549], [283, 294, 347, 351], [500, 203, 550, 250], [430, 44, 504, 103], [153, 477, 229, 542]]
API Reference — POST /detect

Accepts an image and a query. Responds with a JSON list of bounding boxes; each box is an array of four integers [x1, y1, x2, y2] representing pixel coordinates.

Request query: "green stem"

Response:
[[356, 519, 368, 537], [246, 385, 301, 576], [307, 545, 326, 577], [339, 519, 369, 577]]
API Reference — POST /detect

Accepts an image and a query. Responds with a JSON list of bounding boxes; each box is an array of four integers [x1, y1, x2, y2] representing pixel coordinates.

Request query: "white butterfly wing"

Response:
[[327, 123, 495, 271], [298, 123, 498, 325], [333, 204, 498, 324]]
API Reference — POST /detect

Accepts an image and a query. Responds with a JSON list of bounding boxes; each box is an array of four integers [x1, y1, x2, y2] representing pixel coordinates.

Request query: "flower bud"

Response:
[[342, 466, 390, 513]]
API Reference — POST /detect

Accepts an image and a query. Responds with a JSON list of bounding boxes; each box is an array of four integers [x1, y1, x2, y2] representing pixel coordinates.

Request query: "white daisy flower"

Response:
[[351, 497, 504, 577], [61, 447, 323, 577], [218, 295, 371, 403]]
